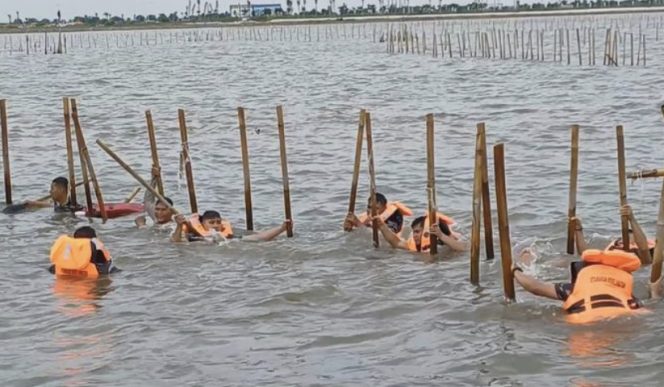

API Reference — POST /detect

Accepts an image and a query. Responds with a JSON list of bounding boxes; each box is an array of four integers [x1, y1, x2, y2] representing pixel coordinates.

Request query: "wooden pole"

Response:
[[494, 143, 515, 302], [71, 98, 107, 222], [347, 110, 365, 220], [470, 125, 482, 285], [145, 110, 164, 196], [178, 108, 198, 214], [566, 125, 579, 254], [426, 113, 438, 255], [627, 168, 664, 180], [276, 105, 293, 237], [237, 107, 253, 231], [479, 124, 494, 259], [63, 97, 77, 207], [0, 99, 11, 205], [650, 179, 664, 284], [365, 111, 379, 248], [70, 99, 93, 213], [616, 125, 630, 251], [123, 187, 141, 203]]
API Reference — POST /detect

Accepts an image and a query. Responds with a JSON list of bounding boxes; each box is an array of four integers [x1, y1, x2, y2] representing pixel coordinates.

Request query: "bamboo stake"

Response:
[[650, 179, 664, 284], [566, 125, 579, 254], [0, 99, 11, 205], [62, 97, 77, 207], [494, 143, 515, 302], [365, 111, 379, 248], [616, 125, 630, 251], [426, 113, 438, 256], [627, 168, 664, 180], [70, 99, 92, 213], [237, 107, 253, 231], [71, 98, 107, 222], [470, 125, 482, 285], [346, 110, 366, 225], [276, 105, 293, 237], [479, 124, 494, 259], [178, 108, 198, 214], [145, 110, 164, 196], [123, 187, 141, 203]]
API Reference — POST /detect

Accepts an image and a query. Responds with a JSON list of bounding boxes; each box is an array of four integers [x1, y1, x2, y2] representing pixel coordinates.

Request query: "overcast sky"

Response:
[[1, 0, 498, 20]]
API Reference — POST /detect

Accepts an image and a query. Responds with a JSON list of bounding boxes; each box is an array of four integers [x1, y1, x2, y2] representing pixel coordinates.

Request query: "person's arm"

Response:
[[171, 214, 186, 242], [571, 217, 588, 254], [431, 224, 468, 252], [24, 200, 52, 209], [343, 212, 363, 231], [374, 216, 409, 250], [243, 220, 291, 242], [622, 205, 652, 264], [512, 267, 559, 300]]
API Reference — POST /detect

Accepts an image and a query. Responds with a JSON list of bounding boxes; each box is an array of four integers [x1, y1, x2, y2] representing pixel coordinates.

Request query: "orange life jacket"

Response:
[[406, 212, 456, 252], [562, 249, 641, 324], [183, 214, 234, 240], [358, 201, 413, 235], [50, 236, 111, 279]]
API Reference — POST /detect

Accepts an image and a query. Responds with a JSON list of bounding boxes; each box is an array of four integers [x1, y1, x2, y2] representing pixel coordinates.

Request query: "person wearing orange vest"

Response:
[[572, 205, 654, 264], [49, 226, 118, 278], [171, 210, 291, 243], [512, 247, 663, 324], [373, 213, 468, 253], [344, 193, 413, 235]]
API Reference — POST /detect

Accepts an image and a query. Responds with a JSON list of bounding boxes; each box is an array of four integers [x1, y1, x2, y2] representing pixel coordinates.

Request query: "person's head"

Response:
[[200, 210, 223, 232], [367, 193, 388, 214], [50, 177, 69, 202], [410, 216, 450, 246], [154, 197, 174, 224], [73, 226, 96, 239]]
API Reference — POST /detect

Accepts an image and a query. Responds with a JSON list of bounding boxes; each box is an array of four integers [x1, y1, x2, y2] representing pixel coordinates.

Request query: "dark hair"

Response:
[[367, 192, 387, 207], [52, 177, 69, 190], [411, 216, 451, 236], [156, 196, 173, 207], [74, 226, 97, 239], [201, 210, 221, 221]]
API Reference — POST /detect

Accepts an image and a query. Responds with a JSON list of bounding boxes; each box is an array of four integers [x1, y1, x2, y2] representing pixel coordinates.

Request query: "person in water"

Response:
[[24, 177, 83, 212], [374, 214, 468, 253], [135, 166, 175, 228], [344, 193, 412, 235], [171, 210, 291, 243], [49, 226, 119, 278], [573, 205, 654, 264]]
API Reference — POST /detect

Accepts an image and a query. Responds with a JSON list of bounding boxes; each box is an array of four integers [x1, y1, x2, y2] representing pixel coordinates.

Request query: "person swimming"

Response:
[[171, 210, 291, 243], [49, 226, 119, 278]]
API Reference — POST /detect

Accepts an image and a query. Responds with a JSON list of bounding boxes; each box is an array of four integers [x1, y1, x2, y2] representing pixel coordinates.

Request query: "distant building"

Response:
[[229, 3, 283, 17]]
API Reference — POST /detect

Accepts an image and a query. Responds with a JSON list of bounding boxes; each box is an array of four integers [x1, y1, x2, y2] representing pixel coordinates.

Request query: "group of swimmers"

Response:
[[13, 172, 664, 324]]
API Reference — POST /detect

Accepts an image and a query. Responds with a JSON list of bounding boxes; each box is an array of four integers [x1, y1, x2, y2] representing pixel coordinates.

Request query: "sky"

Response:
[[0, 0, 500, 21]]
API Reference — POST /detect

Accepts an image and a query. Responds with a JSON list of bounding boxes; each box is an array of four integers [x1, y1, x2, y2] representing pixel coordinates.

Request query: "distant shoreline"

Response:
[[1, 6, 663, 35]]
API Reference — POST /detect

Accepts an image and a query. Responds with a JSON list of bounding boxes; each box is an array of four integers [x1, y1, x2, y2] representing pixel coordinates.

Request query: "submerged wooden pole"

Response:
[[178, 108, 198, 214], [145, 110, 164, 196], [346, 109, 365, 227], [479, 124, 494, 259], [365, 111, 379, 248], [0, 99, 11, 205], [566, 125, 579, 254], [470, 125, 483, 285], [237, 107, 253, 231], [426, 113, 438, 256], [616, 125, 630, 251], [63, 97, 77, 207], [494, 143, 515, 302], [276, 105, 293, 237]]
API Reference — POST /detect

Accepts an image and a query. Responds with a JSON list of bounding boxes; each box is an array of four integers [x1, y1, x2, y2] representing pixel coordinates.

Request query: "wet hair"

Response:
[[410, 216, 451, 236], [201, 210, 222, 221], [52, 177, 69, 190], [156, 196, 173, 207], [74, 226, 97, 239], [367, 192, 387, 207]]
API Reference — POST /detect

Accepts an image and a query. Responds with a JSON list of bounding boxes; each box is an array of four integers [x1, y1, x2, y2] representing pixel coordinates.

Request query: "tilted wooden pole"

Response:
[[616, 125, 630, 251], [365, 111, 379, 248], [276, 105, 293, 237], [627, 168, 664, 180], [178, 108, 198, 214], [346, 109, 366, 222], [145, 110, 164, 196], [479, 123, 494, 259], [237, 107, 253, 231], [470, 125, 482, 285], [0, 99, 12, 205], [71, 98, 107, 222], [650, 179, 664, 284], [566, 125, 579, 254], [494, 143, 515, 302], [63, 97, 77, 207], [70, 98, 93, 215], [426, 113, 438, 255]]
